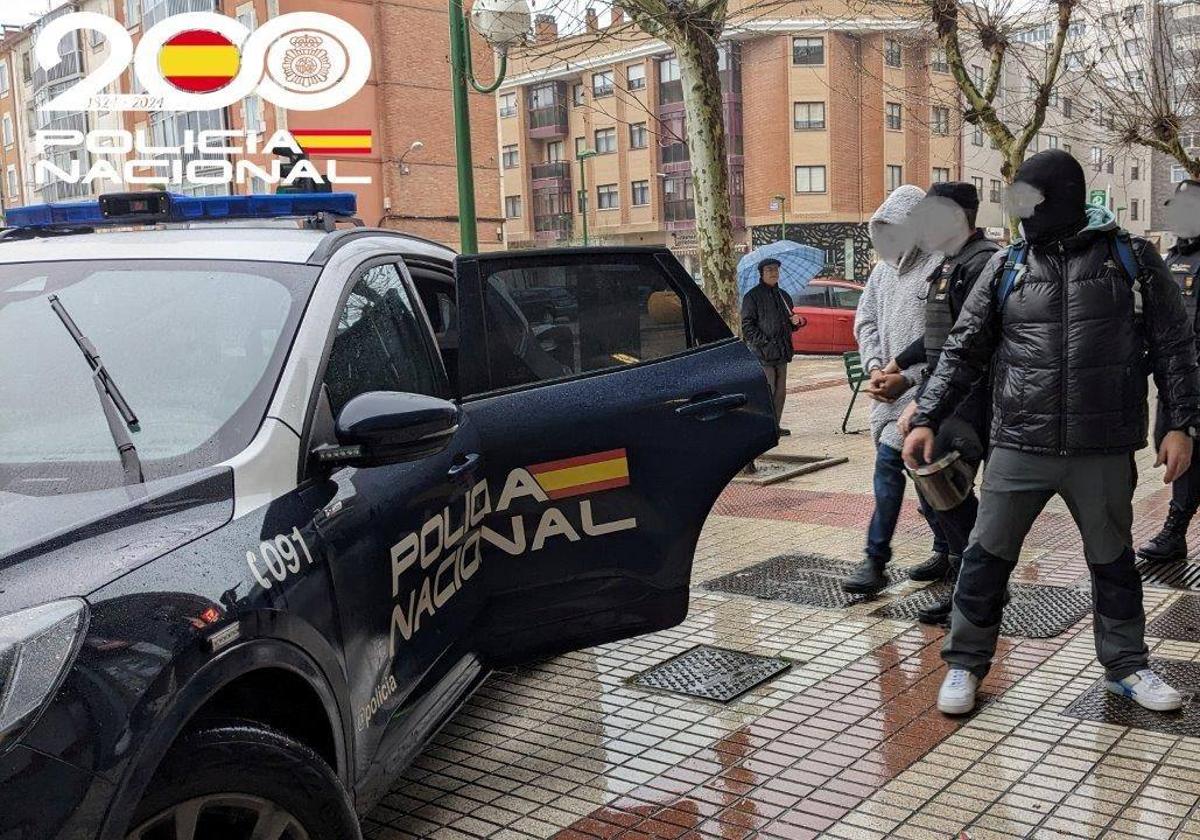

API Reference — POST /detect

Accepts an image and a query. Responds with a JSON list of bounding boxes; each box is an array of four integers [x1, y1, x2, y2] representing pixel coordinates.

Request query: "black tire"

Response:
[[127, 722, 361, 840]]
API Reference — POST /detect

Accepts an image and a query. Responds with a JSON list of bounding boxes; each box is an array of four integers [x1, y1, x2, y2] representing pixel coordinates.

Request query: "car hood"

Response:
[[0, 468, 234, 615]]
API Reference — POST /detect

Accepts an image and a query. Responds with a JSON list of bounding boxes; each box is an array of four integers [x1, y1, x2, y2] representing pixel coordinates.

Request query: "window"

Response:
[[970, 64, 984, 87], [1173, 165, 1188, 183], [1063, 97, 1073, 118], [478, 259, 688, 392], [0, 62, 9, 96], [795, 165, 826, 193], [828, 286, 863, 310], [1131, 163, 1140, 181], [1090, 146, 1102, 167], [502, 144, 519, 169], [2, 114, 12, 148], [886, 102, 902, 131], [971, 176, 984, 196], [1063, 143, 1072, 154], [931, 47, 949, 73], [124, 0, 141, 27], [659, 56, 680, 82], [592, 70, 614, 97], [793, 101, 826, 130], [989, 179, 1002, 203], [1106, 155, 1115, 174], [887, 165, 903, 192], [242, 93, 263, 134], [572, 83, 584, 107], [575, 136, 587, 157], [594, 128, 616, 154], [1046, 134, 1058, 149], [499, 92, 517, 117], [933, 167, 950, 183], [931, 106, 950, 135], [1124, 39, 1139, 58], [631, 180, 650, 206], [20, 52, 30, 83], [545, 140, 564, 162], [325, 264, 441, 415], [505, 195, 521, 218], [793, 287, 828, 308], [1065, 51, 1085, 71], [972, 125, 984, 147], [627, 63, 645, 90], [885, 38, 902, 68], [5, 165, 15, 202], [792, 37, 824, 65], [1131, 198, 1140, 221], [629, 122, 649, 149], [597, 183, 619, 209]]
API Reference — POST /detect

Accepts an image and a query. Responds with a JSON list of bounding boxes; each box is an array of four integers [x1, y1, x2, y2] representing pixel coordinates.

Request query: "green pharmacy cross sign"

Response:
[[1089, 189, 1108, 208]]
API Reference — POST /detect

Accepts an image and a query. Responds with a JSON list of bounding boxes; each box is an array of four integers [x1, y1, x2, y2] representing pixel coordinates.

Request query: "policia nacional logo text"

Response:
[[388, 449, 635, 655]]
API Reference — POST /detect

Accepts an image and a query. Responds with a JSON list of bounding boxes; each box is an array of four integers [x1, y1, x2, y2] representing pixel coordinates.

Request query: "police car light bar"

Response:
[[4, 191, 358, 229]]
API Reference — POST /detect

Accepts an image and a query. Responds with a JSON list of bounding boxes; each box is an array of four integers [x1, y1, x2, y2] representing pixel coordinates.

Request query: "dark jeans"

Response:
[[867, 442, 947, 563]]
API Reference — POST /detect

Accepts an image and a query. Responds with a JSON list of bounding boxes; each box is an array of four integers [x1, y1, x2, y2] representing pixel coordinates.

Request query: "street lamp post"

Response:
[[449, 0, 531, 253], [577, 149, 597, 245], [773, 193, 786, 241]]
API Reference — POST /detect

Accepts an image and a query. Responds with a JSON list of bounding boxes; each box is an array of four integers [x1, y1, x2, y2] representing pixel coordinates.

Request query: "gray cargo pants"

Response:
[[762, 362, 788, 427], [943, 447, 1149, 682]]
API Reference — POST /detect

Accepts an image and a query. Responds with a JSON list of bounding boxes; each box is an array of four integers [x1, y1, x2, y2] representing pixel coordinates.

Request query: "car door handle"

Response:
[[448, 453, 482, 477], [676, 393, 747, 420]]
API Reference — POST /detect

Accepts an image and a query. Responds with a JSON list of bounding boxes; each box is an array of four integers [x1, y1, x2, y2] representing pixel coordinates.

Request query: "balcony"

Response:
[[534, 213, 572, 242], [531, 161, 572, 181], [527, 81, 569, 139]]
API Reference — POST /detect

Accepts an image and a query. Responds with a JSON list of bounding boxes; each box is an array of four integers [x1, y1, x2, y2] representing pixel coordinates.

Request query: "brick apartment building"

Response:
[[498, 2, 961, 281], [1, 0, 500, 251]]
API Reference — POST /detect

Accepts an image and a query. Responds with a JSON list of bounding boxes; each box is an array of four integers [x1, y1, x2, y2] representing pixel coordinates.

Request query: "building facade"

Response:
[[498, 5, 961, 281]]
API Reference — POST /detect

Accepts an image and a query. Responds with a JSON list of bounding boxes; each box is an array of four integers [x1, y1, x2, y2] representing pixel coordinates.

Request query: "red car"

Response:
[[791, 278, 863, 354]]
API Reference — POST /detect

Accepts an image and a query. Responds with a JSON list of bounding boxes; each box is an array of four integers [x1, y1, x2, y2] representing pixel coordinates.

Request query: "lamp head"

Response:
[[469, 0, 533, 52]]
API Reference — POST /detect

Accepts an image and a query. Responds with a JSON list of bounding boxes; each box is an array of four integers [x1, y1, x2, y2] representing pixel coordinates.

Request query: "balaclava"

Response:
[[1012, 149, 1088, 247]]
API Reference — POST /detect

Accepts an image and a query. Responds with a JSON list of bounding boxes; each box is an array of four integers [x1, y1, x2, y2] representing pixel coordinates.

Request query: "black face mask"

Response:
[[1013, 150, 1088, 246]]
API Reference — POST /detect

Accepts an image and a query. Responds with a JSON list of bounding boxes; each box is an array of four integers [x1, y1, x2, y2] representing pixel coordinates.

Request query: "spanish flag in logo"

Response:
[[291, 129, 374, 156], [158, 30, 241, 94], [528, 449, 631, 500]]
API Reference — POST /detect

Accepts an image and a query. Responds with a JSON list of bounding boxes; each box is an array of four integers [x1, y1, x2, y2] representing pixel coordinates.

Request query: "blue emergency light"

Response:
[[4, 191, 358, 229]]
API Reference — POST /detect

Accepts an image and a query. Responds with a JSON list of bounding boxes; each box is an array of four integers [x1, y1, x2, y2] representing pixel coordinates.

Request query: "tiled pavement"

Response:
[[364, 357, 1200, 840]]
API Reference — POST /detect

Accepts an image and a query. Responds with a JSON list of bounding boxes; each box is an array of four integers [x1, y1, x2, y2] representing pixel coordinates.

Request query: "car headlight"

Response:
[[0, 599, 88, 745]]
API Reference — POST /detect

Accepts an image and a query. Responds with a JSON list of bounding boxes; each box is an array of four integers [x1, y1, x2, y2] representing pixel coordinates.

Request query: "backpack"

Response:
[[996, 232, 1141, 312]]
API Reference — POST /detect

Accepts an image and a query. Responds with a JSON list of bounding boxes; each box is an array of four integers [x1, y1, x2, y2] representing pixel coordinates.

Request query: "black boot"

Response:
[[1138, 507, 1193, 563], [908, 552, 951, 582], [918, 555, 959, 625], [842, 558, 888, 594]]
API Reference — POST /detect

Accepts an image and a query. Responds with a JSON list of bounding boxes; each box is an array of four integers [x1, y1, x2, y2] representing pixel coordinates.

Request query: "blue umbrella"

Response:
[[737, 240, 826, 300]]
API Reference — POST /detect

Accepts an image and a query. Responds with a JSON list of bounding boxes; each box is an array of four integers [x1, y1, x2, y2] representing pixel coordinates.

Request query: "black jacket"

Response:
[[913, 222, 1200, 455], [741, 282, 797, 364]]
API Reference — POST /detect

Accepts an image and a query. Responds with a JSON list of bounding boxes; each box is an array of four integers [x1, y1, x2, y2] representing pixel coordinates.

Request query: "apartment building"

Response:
[[2, 0, 501, 251], [498, 4, 960, 281], [0, 27, 25, 219]]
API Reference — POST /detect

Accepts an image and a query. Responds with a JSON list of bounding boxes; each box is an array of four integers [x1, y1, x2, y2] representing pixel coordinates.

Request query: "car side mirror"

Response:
[[312, 392, 459, 469]]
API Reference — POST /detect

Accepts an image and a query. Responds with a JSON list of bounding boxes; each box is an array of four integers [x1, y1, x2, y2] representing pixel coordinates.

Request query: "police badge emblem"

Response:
[[280, 34, 333, 89]]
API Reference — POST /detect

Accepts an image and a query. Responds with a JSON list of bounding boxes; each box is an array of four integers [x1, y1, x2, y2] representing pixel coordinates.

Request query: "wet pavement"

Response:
[[364, 357, 1200, 840]]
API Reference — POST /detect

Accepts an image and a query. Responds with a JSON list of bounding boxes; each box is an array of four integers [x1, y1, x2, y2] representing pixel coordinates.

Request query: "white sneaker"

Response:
[[1105, 669, 1184, 712], [938, 668, 979, 715]]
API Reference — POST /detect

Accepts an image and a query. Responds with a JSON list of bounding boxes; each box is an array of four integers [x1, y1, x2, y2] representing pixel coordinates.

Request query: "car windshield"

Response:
[[0, 259, 317, 496]]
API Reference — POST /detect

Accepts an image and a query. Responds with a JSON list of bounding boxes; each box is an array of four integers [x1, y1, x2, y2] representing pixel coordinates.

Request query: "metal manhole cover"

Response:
[[631, 645, 794, 703], [872, 583, 1092, 639], [1147, 595, 1200, 641], [1062, 659, 1200, 737], [1138, 559, 1200, 591], [703, 553, 908, 609]]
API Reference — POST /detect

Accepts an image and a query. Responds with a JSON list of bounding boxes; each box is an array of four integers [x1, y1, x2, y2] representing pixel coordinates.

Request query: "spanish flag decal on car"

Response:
[[290, 129, 374, 156], [527, 449, 631, 499], [158, 30, 241, 94]]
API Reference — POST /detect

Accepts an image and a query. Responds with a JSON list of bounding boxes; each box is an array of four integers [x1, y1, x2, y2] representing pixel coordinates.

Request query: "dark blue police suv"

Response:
[[0, 192, 776, 839]]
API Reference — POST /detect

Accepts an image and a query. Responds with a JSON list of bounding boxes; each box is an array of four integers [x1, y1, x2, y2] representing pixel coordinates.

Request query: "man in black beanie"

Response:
[[904, 149, 1200, 715], [885, 182, 999, 622], [1140, 179, 1200, 562]]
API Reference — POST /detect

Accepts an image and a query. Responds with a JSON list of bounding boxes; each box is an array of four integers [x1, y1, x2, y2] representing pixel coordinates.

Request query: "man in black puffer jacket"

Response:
[[904, 150, 1200, 716]]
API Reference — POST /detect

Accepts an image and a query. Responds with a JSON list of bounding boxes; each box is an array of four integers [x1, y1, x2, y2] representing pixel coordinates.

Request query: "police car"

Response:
[[0, 192, 775, 839]]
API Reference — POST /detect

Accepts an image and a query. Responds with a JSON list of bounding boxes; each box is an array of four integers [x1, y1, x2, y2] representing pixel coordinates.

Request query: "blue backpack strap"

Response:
[[1111, 232, 1140, 285], [996, 243, 1028, 311]]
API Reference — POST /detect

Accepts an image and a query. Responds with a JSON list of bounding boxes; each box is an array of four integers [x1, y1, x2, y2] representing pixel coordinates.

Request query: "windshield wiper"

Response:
[[48, 294, 145, 484]]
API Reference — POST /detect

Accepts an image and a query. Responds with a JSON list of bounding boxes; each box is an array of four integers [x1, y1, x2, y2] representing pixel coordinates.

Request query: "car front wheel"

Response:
[[127, 722, 360, 840]]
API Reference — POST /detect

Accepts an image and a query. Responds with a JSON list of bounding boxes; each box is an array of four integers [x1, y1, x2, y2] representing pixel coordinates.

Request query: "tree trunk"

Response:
[[675, 33, 738, 330]]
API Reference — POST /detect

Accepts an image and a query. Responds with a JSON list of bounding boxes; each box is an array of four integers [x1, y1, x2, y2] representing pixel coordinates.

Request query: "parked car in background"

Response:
[[791, 278, 862, 354]]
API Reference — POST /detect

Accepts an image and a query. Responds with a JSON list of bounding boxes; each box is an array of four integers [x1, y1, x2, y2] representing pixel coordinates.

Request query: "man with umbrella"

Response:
[[739, 244, 820, 434]]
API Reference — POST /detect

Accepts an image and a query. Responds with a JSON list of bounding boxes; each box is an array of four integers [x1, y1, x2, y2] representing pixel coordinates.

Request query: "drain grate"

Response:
[[703, 553, 908, 609], [1137, 559, 1200, 592], [631, 645, 793, 703], [1147, 595, 1200, 641], [872, 583, 1092, 639], [1062, 658, 1200, 737]]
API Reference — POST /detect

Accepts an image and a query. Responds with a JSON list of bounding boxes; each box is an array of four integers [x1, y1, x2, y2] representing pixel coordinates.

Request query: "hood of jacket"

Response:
[[869, 184, 927, 272]]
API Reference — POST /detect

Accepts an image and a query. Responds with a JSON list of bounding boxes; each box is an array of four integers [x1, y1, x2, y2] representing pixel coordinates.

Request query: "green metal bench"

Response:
[[841, 350, 866, 434]]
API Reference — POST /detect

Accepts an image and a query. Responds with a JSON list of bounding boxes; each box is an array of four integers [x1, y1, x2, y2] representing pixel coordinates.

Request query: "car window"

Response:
[[793, 287, 829, 307], [480, 260, 688, 392], [829, 286, 862, 309], [324, 264, 441, 415]]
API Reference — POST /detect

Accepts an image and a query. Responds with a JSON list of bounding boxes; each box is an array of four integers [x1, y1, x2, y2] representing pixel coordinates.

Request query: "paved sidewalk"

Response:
[[365, 356, 1200, 840]]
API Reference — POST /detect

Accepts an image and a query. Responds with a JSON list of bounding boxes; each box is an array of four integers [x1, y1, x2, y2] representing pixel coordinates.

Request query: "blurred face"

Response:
[[911, 196, 971, 255], [872, 221, 914, 267], [1005, 181, 1045, 220], [760, 263, 780, 285], [1167, 188, 1200, 240]]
